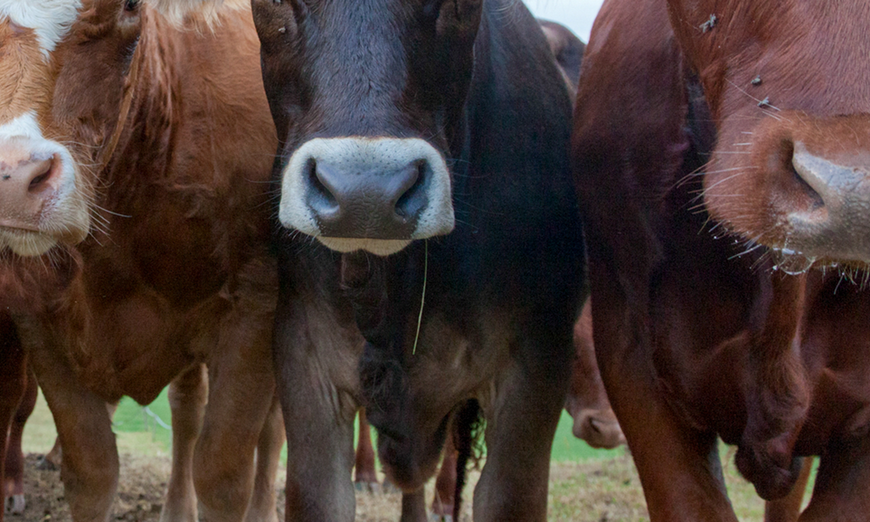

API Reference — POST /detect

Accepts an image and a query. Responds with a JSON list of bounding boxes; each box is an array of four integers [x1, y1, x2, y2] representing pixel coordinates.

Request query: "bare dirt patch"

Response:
[[13, 448, 782, 521]]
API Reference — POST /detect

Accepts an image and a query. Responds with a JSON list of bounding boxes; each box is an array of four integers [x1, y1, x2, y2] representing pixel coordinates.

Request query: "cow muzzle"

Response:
[[279, 137, 454, 256], [780, 144, 870, 265], [0, 137, 87, 256]]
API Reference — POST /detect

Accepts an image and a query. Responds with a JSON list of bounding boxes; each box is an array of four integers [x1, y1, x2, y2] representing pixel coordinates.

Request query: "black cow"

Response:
[[247, 0, 586, 520]]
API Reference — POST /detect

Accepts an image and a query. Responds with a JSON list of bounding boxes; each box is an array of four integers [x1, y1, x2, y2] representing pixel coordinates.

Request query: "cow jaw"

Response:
[[279, 137, 454, 256]]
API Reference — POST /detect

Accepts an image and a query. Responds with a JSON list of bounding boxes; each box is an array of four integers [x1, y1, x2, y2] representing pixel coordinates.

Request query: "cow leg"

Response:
[[799, 438, 870, 522], [5, 367, 37, 516], [244, 395, 284, 522], [160, 363, 208, 522], [26, 339, 118, 522], [0, 317, 27, 522], [737, 273, 809, 500], [472, 318, 572, 522], [764, 456, 812, 522], [354, 408, 379, 491], [431, 435, 457, 520], [193, 321, 275, 522], [274, 277, 362, 522], [587, 259, 737, 522], [398, 489, 427, 522]]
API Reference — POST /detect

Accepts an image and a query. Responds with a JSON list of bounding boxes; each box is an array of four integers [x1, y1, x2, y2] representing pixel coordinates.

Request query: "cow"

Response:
[[565, 300, 625, 450], [572, 0, 870, 520], [538, 19, 585, 98], [351, 298, 626, 521], [0, 1, 284, 520], [247, 0, 587, 520]]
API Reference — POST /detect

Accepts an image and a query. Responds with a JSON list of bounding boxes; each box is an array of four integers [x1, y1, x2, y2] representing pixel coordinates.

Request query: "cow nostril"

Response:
[[395, 160, 427, 220], [308, 158, 338, 209], [784, 140, 824, 212], [27, 159, 54, 193]]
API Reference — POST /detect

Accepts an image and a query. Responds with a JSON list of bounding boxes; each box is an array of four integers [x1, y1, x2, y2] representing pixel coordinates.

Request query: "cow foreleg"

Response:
[[273, 284, 362, 522], [430, 434, 457, 520], [4, 367, 36, 517], [473, 325, 571, 522], [160, 363, 208, 522], [27, 336, 118, 522], [194, 319, 275, 522], [399, 488, 427, 522], [764, 456, 812, 522], [799, 439, 870, 521], [736, 272, 810, 500], [0, 317, 28, 522], [588, 258, 737, 522], [354, 408, 379, 490], [244, 395, 284, 522]]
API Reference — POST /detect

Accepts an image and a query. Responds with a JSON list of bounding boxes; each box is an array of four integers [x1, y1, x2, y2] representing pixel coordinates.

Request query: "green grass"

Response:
[[28, 389, 616, 464]]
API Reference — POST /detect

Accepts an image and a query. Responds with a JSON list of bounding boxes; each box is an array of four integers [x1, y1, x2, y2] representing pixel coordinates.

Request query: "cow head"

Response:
[[0, 0, 143, 257], [667, 1, 870, 270], [564, 302, 624, 450], [253, 0, 483, 256]]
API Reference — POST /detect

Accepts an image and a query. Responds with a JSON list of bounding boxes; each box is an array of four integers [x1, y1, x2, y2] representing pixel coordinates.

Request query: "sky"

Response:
[[523, 0, 605, 42]]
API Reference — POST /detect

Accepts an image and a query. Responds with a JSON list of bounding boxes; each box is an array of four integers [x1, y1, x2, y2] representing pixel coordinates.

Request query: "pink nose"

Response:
[[0, 146, 59, 231]]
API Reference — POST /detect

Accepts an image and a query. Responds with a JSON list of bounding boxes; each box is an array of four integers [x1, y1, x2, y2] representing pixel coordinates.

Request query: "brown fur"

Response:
[[2, 2, 280, 520], [573, 0, 870, 519]]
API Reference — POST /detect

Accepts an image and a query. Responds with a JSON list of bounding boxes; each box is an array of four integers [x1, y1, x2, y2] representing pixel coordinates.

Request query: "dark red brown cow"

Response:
[[246, 0, 585, 521], [0, 1, 283, 520], [573, 0, 870, 520]]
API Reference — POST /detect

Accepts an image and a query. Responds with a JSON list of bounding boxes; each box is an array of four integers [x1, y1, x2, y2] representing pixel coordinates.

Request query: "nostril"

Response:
[[789, 162, 825, 211], [784, 140, 824, 212], [308, 158, 338, 210], [395, 160, 427, 219], [26, 158, 55, 194]]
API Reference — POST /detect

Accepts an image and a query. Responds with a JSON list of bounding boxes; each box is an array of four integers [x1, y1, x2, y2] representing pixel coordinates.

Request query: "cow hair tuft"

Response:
[[144, 0, 247, 26]]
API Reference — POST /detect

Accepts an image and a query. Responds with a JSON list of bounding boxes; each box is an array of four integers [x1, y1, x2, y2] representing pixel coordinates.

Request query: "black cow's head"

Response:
[[253, 0, 483, 255]]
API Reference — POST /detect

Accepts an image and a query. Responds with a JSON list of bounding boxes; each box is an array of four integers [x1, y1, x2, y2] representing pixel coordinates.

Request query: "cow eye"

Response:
[[124, 0, 140, 12]]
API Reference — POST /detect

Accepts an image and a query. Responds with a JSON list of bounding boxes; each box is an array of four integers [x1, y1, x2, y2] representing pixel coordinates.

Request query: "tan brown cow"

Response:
[[573, 0, 870, 520], [0, 1, 282, 520]]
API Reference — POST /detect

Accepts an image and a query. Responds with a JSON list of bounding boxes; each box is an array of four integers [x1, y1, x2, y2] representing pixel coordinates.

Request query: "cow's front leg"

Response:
[[472, 324, 572, 522], [160, 363, 207, 522], [245, 395, 284, 522], [193, 309, 276, 522], [26, 331, 117, 522], [274, 284, 362, 522], [0, 317, 29, 521]]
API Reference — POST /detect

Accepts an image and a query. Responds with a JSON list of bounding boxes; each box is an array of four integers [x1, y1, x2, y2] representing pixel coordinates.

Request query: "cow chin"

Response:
[[317, 237, 411, 256], [0, 229, 58, 257]]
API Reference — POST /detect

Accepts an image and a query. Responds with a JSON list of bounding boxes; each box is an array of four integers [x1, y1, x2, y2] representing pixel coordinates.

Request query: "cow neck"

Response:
[[100, 11, 180, 197]]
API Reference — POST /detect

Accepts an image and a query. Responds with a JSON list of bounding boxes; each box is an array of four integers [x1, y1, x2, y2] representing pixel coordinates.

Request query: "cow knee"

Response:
[[192, 442, 254, 519]]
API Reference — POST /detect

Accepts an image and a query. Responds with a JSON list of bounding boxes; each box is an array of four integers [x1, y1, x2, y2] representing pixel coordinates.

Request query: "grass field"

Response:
[[22, 389, 814, 521]]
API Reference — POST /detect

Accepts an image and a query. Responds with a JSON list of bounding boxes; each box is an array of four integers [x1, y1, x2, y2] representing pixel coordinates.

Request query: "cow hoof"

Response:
[[35, 456, 58, 471], [381, 480, 401, 494], [354, 481, 380, 494], [5, 494, 25, 515], [735, 443, 804, 500]]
